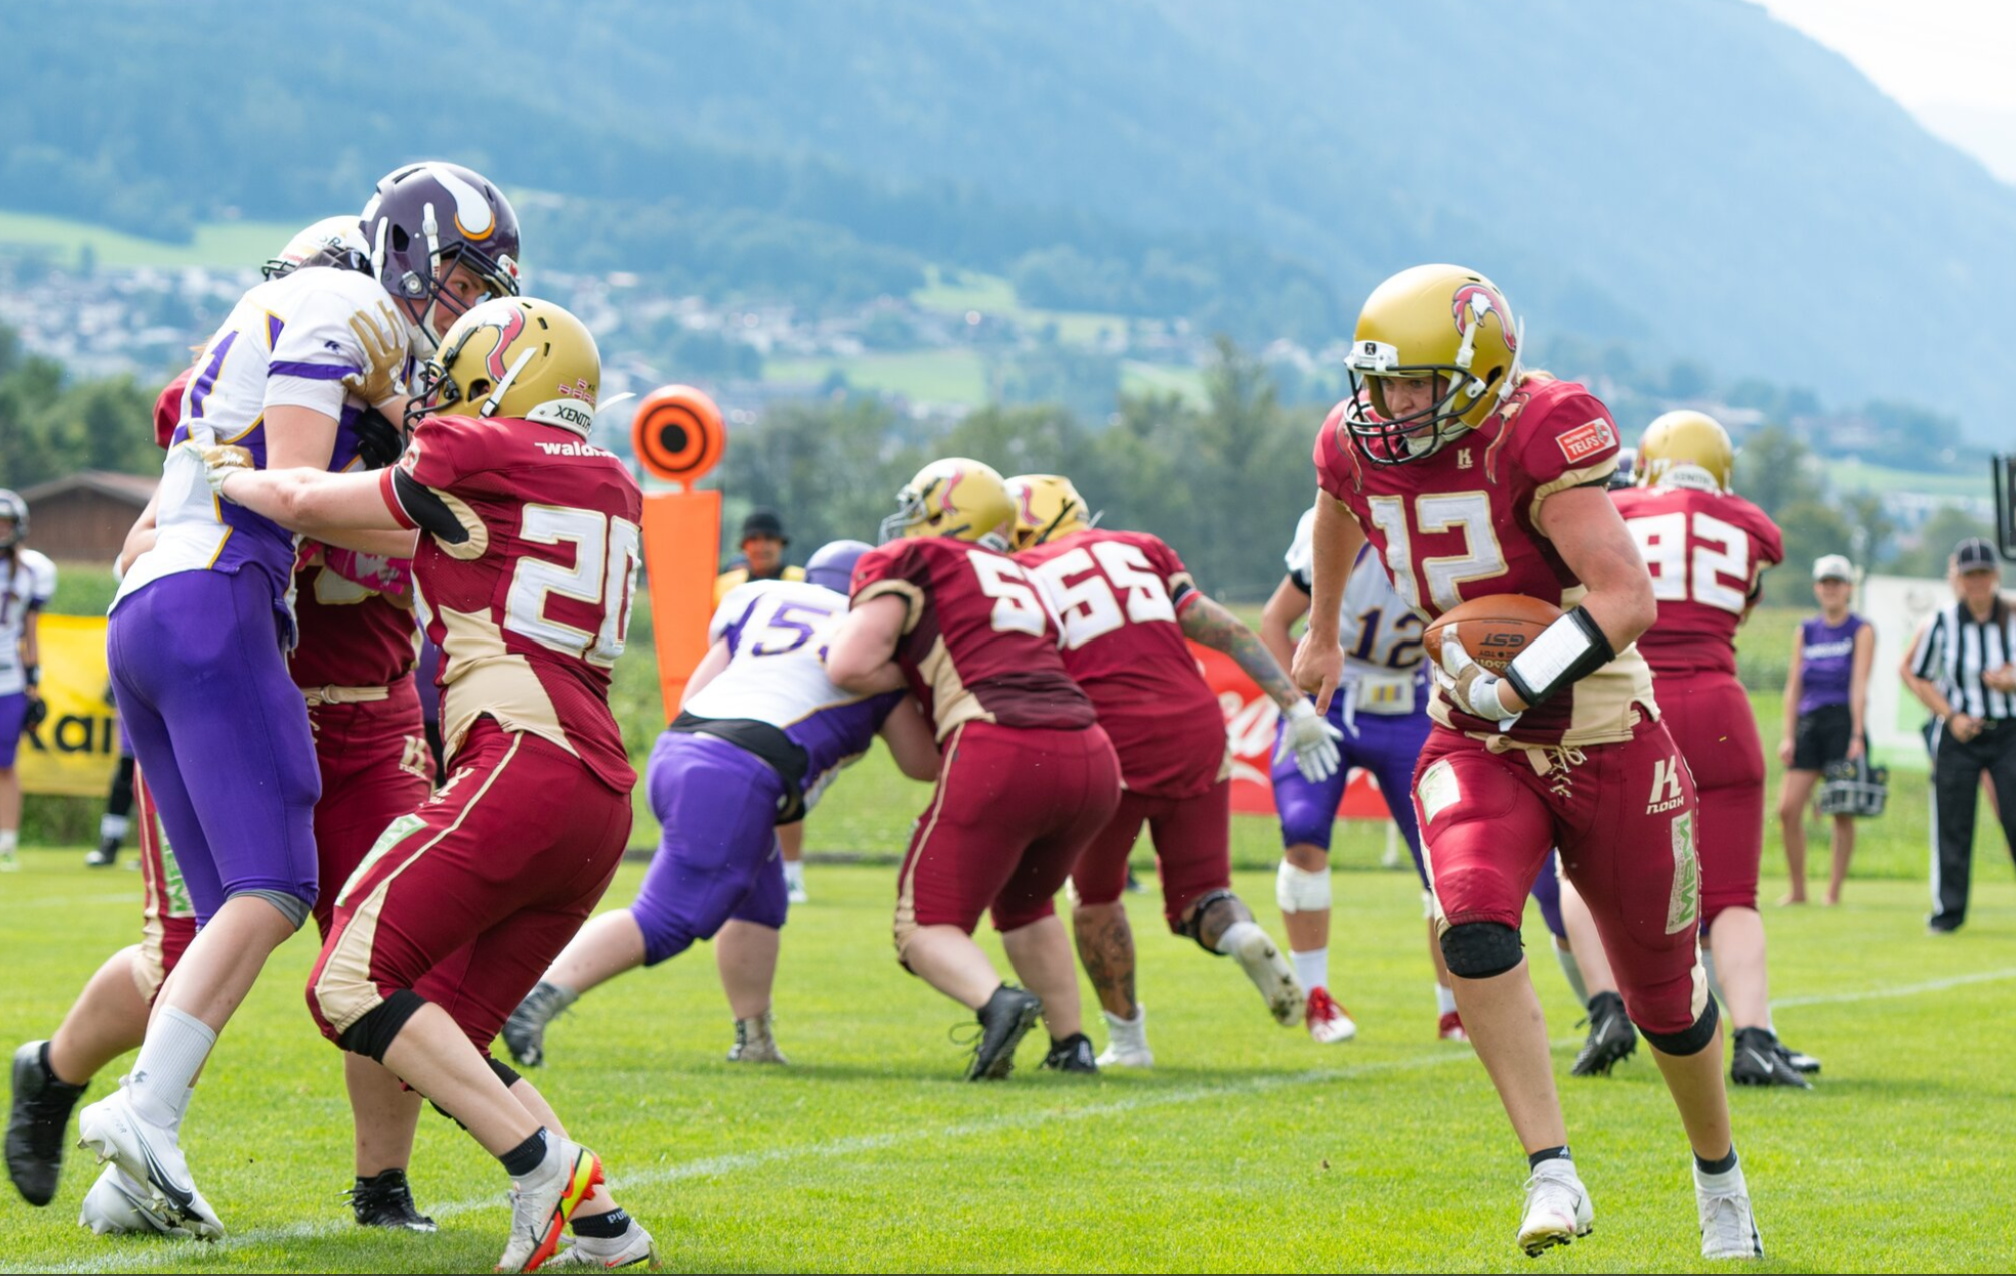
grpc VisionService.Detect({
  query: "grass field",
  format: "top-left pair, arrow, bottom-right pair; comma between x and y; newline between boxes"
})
762,348 -> 993,405
0,211 -> 298,272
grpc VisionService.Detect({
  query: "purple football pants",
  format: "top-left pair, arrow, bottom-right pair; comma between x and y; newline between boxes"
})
627,730 -> 789,967
108,570 -> 320,924
0,692 -> 25,768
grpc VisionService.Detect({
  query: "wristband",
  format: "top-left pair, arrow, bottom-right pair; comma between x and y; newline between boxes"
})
1503,606 -> 1614,709
24,664 -> 39,688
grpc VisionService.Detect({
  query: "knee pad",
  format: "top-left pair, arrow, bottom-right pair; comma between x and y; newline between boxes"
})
1179,889 -> 1240,954
336,988 -> 429,1063
1638,994 -> 1720,1058
1275,861 -> 1331,914
235,888 -> 311,931
1440,922 -> 1524,979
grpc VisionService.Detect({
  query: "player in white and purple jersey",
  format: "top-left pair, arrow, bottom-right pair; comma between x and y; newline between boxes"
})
503,541 -> 940,1070
75,162 -> 521,1238
0,491 -> 55,875
1261,509 -> 1575,1042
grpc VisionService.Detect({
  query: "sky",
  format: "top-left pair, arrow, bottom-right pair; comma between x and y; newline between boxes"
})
1759,0 -> 2016,184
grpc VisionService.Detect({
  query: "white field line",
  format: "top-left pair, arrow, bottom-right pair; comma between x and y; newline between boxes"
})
17,962 -> 2013,1273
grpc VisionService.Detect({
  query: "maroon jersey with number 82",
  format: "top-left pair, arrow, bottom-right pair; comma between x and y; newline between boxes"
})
850,538 -> 1095,739
381,414 -> 643,793
1612,484 -> 1783,679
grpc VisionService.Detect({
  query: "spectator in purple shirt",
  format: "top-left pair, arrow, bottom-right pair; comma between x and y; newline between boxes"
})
1776,554 -> 1875,905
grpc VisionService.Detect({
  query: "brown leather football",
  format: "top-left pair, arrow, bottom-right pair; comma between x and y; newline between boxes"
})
1422,594 -> 1564,675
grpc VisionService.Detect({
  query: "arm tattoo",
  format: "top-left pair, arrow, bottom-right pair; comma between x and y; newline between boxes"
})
1181,595 -> 1300,709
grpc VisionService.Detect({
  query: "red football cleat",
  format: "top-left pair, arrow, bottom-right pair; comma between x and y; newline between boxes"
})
1305,987 -> 1358,1044
1438,1010 -> 1469,1042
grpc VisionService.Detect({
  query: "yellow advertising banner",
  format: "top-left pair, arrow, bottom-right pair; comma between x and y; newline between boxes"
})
17,613 -> 118,797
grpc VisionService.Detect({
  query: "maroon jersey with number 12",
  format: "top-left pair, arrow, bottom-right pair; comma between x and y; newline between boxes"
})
380,414 -> 643,794
850,538 -> 1096,739
1612,484 -> 1783,679
1017,528 -> 1225,798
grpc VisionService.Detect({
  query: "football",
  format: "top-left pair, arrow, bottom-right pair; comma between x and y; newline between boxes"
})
1421,593 -> 1563,674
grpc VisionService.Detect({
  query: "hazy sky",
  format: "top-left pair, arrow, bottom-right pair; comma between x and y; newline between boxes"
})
1760,0 -> 2016,183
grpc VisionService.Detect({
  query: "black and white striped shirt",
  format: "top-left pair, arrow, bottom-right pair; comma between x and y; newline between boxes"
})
1911,597 -> 2016,721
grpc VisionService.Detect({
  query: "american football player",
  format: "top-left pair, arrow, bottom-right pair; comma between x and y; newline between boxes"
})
0,489 -> 54,875
1008,474 -> 1320,1067
1295,265 -> 1762,1259
1260,509 -> 1587,1043
825,459 -> 1122,1079
206,297 -> 654,1271
503,540 -> 939,1071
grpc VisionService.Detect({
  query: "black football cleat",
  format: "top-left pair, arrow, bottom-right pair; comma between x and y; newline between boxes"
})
84,838 -> 120,869
1776,1040 -> 1820,1075
1041,1033 -> 1099,1074
348,1168 -> 437,1232
7,1041 -> 87,1207
1731,1028 -> 1811,1089
1569,992 -> 1639,1078
964,986 -> 1042,1081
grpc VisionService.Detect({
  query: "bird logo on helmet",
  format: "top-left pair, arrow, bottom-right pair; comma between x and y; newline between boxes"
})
1341,264 -> 1525,466
879,459 -> 1016,549
410,298 -> 600,437
1636,410 -> 1735,493
360,161 -> 522,355
1002,474 -> 1101,552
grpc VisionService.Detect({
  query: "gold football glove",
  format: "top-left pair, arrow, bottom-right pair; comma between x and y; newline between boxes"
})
341,302 -> 411,411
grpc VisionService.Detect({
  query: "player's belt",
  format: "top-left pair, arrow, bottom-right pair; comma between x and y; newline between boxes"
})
1345,669 -> 1418,716
299,684 -> 390,707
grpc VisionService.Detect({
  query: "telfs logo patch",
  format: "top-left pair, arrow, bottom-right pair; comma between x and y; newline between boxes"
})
1556,417 -> 1618,465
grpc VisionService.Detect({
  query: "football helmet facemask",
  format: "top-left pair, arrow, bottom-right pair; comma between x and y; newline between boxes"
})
0,488 -> 24,549
408,297 -> 599,437
1637,410 -> 1734,493
262,215 -> 369,281
880,459 -> 1015,549
1341,264 -> 1523,465
1003,473 -> 1100,551
362,162 -> 522,355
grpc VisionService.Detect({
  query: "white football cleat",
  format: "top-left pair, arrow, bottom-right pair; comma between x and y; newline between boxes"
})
1223,923 -> 1304,1027
496,1137 -> 604,1273
1696,1166 -> 1764,1260
542,1220 -> 659,1269
74,1084 -> 222,1240
727,1013 -> 788,1065
1094,1007 -> 1153,1069
78,1163 -> 190,1236
1518,1159 -> 1594,1256
1304,987 -> 1357,1044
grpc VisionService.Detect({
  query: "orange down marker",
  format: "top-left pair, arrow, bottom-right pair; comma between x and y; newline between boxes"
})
632,385 -> 727,717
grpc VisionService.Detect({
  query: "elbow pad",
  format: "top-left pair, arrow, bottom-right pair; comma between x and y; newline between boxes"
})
1504,606 -> 1615,709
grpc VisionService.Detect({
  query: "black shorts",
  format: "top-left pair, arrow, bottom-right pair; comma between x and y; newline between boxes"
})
1792,703 -> 1855,772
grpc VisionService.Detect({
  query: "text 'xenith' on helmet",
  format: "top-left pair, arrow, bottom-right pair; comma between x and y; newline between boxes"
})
806,539 -> 875,593
411,297 -> 600,435
879,459 -> 1016,549
1003,474 -> 1101,551
362,161 -> 522,352
1341,264 -> 1523,465
262,215 -> 369,281
1637,410 -> 1735,493
0,489 -> 25,548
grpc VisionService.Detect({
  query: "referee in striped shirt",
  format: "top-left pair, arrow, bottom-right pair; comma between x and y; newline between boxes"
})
1904,537 -> 2016,933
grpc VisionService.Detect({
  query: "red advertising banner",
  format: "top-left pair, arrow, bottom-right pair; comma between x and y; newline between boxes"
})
1188,641 -> 1394,820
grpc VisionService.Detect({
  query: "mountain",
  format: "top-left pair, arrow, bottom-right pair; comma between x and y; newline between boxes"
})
2,0 -> 2010,435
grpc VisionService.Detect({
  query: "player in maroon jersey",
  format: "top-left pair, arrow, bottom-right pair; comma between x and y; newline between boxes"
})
825,458 -> 1122,1080
1006,474 -> 1338,1066
1295,266 -> 1762,1260
207,297 -> 655,1271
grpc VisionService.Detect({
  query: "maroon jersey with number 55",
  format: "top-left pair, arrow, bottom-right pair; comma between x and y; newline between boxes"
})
380,414 -> 643,793
850,538 -> 1096,739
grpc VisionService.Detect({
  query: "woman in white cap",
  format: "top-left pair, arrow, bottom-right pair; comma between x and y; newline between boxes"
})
1775,554 -> 1874,904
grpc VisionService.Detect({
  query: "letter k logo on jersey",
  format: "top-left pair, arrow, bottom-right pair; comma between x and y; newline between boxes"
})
1647,756 -> 1686,814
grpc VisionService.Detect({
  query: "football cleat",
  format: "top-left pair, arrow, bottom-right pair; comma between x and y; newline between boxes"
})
727,1013 -> 788,1065
85,839 -> 120,869
75,1083 -> 223,1240
1041,1034 -> 1098,1074
1518,1160 -> 1594,1256
78,1163 -> 189,1236
1095,1008 -> 1153,1069
962,985 -> 1042,1081
1696,1166 -> 1764,1259
1226,924 -> 1305,1027
1570,991 -> 1638,1077
503,982 -> 577,1070
349,1167 -> 437,1231
0,844 -> 17,871
495,1138 -> 603,1273
543,1221 -> 659,1269
1304,987 -> 1357,1044
9,1040 -> 87,1207
1730,1028 -> 1810,1090
1776,1041 -> 1820,1075
1437,1011 -> 1468,1043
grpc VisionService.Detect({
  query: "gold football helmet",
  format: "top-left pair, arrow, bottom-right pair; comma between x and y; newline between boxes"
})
1341,264 -> 1523,464
413,297 -> 601,434
1637,410 -> 1734,492
880,458 -> 1015,548
1003,473 -> 1098,551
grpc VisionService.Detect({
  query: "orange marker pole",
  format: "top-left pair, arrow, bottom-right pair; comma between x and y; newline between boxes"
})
632,385 -> 728,718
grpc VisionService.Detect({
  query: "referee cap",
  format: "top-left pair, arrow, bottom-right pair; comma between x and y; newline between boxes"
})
1953,537 -> 2000,574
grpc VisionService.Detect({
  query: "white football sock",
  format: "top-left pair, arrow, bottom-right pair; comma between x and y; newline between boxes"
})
0,830 -> 17,855
100,813 -> 131,842
1554,942 -> 1590,1008
128,1008 -> 215,1129
1436,984 -> 1458,1016
1291,947 -> 1329,994
1213,919 -> 1266,956
1102,1006 -> 1149,1053
783,860 -> 807,889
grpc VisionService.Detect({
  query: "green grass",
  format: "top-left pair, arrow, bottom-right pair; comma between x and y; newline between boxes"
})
912,266 -> 1132,345
1823,458 -> 1990,500
0,210 -> 299,271
2,855 -> 2013,1272
763,348 -> 992,404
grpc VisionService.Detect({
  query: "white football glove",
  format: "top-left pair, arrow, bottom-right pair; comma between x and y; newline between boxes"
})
1279,699 -> 1344,782
1433,630 -> 1522,730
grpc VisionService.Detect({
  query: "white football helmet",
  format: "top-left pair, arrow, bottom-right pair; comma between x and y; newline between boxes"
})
262,215 -> 369,281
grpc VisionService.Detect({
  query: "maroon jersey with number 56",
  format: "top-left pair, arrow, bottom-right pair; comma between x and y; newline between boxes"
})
380,414 -> 643,793
850,538 -> 1096,739
1612,484 -> 1783,679
1017,528 -> 1225,798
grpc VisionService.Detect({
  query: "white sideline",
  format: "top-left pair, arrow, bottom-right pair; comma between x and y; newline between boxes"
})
17,962 -> 2016,1273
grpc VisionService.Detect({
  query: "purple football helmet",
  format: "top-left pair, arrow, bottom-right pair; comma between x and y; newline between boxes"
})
805,539 -> 874,594
361,162 -> 521,352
